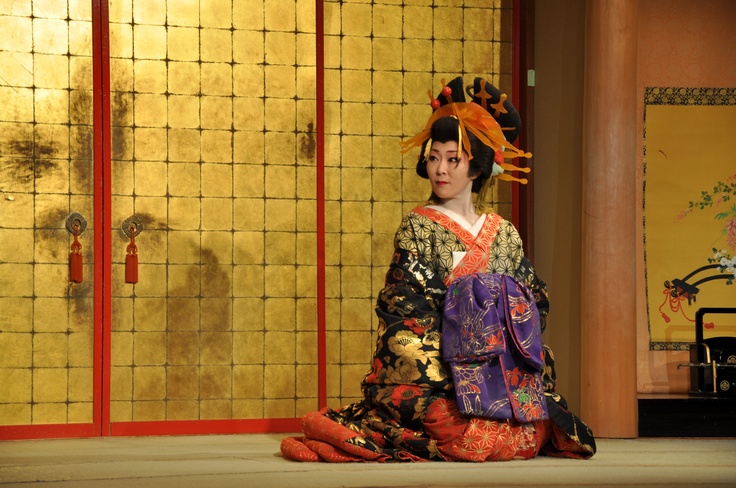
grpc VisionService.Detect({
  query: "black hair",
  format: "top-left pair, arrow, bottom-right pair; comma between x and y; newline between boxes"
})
415,116 -> 494,193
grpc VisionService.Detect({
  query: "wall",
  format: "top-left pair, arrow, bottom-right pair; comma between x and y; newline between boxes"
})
533,0 -> 586,412
0,0 -> 96,426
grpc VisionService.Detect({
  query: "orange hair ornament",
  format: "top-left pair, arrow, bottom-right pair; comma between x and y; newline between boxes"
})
401,77 -> 532,185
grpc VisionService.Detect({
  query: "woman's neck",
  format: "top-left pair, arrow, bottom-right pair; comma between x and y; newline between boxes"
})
436,197 -> 479,225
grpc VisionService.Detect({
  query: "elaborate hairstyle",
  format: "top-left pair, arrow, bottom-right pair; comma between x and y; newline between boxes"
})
401,77 -> 532,211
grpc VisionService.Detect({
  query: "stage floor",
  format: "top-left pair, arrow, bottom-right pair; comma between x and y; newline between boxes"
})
1,434 -> 735,487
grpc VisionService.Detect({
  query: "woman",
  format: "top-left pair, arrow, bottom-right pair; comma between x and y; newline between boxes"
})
280,76 -> 596,462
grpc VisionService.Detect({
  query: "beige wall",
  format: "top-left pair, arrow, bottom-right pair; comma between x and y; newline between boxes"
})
533,0 -> 586,412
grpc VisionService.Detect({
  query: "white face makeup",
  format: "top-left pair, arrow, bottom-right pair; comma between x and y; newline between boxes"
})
426,140 -> 477,206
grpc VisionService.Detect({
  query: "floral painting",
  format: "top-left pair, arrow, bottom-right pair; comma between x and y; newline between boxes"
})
643,87 -> 736,350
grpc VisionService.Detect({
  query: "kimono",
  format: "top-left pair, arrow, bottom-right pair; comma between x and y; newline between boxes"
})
280,206 -> 596,462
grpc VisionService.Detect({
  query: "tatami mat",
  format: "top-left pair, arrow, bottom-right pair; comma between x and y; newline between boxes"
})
2,434 -> 735,487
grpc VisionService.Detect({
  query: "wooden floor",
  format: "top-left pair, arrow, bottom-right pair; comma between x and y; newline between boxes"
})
1,434 -> 735,487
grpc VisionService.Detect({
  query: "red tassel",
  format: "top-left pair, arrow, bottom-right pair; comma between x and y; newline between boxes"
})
125,225 -> 138,284
69,224 -> 83,283
125,253 -> 138,284
69,251 -> 83,282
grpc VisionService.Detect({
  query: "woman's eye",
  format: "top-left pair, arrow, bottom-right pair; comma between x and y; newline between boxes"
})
449,157 -> 460,164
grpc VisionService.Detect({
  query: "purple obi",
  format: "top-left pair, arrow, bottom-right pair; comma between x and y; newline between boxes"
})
442,273 -> 548,422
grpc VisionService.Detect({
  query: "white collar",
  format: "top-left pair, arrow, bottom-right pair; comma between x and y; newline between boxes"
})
426,206 -> 486,237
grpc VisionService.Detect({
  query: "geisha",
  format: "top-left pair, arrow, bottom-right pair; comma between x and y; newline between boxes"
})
280,76 -> 596,462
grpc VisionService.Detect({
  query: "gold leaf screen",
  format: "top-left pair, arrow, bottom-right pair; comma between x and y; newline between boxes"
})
107,0 -> 320,421
0,0 -> 513,427
0,0 -> 95,425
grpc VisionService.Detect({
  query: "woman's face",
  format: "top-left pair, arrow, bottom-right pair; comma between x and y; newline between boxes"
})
426,141 -> 476,203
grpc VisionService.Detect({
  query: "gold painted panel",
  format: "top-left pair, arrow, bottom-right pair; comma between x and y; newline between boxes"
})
0,0 -> 95,426
108,0 -> 318,421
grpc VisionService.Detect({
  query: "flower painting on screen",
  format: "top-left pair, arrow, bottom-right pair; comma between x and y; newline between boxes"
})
643,87 -> 736,350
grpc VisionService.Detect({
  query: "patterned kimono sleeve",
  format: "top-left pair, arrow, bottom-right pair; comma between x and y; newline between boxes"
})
393,212 -> 426,259
514,256 -> 550,333
488,220 -> 525,274
365,225 -> 452,428
490,219 -> 549,332
381,213 -> 447,317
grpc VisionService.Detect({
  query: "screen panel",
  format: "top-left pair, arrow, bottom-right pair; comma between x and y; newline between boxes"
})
0,0 -> 96,427
107,0 -> 318,422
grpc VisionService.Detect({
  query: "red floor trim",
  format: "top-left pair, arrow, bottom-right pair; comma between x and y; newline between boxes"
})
0,423 -> 97,441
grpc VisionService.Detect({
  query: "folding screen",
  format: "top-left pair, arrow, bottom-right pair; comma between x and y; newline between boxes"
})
0,0 -> 516,438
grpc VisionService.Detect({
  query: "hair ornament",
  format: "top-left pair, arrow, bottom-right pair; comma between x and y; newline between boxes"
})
428,79 -> 452,109
423,137 -> 433,162
491,148 -> 530,184
400,97 -> 531,163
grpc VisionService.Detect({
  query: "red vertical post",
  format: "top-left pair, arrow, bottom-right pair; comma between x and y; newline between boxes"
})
580,0 -> 638,438
315,0 -> 327,410
92,0 -> 112,436
511,1 -> 521,234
